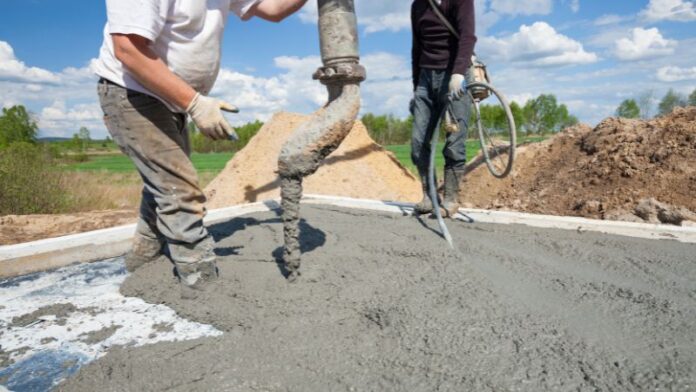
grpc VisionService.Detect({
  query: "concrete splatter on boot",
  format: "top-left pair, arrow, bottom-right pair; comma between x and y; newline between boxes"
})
124,234 -> 165,272
171,236 -> 220,300
414,175 -> 438,215
175,260 -> 219,300
443,168 -> 464,218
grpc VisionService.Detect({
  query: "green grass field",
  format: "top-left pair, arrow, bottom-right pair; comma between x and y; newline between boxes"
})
385,141 -> 480,174
385,136 -> 545,174
66,136 -> 546,174
66,152 -> 235,172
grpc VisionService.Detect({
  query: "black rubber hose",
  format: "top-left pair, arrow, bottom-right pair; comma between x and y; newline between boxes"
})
427,99 -> 455,250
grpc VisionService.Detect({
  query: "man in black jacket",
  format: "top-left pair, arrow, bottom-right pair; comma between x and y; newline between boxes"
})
411,0 -> 476,216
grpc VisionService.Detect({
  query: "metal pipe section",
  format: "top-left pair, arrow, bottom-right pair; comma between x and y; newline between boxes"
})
429,101 -> 456,250
277,0 -> 366,281
318,0 -> 359,66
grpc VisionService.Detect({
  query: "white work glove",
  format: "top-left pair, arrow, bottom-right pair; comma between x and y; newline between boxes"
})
186,93 -> 239,141
448,73 -> 466,99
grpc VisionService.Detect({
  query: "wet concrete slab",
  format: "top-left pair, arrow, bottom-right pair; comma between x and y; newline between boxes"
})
55,205 -> 696,391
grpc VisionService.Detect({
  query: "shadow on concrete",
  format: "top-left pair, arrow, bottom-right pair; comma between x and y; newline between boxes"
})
414,214 -> 443,239
244,180 -> 281,203
207,209 -> 326,279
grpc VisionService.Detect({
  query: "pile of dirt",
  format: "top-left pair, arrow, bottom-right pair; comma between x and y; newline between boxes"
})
205,112 -> 421,209
464,106 -> 696,225
0,210 -> 136,245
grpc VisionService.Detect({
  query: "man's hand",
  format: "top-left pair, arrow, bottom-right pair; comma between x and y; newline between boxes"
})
186,93 -> 240,141
448,73 -> 466,98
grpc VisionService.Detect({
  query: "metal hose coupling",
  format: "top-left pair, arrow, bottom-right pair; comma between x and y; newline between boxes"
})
277,0 -> 366,281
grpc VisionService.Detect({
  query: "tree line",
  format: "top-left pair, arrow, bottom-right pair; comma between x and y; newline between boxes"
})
0,106 -> 65,214
615,88 -> 696,119
361,93 -> 579,145
0,104 -> 265,214
486,94 -> 578,136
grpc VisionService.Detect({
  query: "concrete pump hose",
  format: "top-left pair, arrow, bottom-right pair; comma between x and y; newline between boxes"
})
428,99 -> 456,250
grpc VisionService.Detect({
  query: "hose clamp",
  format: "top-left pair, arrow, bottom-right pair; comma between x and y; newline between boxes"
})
313,63 -> 366,85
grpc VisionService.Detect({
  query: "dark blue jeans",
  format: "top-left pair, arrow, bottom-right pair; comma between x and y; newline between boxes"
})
411,68 -> 471,178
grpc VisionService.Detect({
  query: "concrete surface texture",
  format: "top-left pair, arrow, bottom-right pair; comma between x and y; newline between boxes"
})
59,205 -> 696,391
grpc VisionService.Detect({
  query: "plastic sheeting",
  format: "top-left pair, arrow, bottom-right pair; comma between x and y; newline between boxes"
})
0,258 -> 221,391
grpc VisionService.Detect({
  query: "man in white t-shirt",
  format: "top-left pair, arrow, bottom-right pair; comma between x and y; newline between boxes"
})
95,0 -> 307,298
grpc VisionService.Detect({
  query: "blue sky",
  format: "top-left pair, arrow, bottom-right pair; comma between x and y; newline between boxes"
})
0,0 -> 694,138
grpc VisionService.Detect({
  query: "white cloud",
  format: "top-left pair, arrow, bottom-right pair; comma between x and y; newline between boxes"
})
38,101 -> 103,137
0,41 -> 60,84
656,65 -> 696,82
594,14 -> 631,26
490,0 -> 552,16
2,36 -> 412,138
0,41 -> 101,136
480,22 -> 598,67
614,28 -> 677,61
299,0 -> 410,34
298,0 -> 527,35
361,52 -> 410,79
641,0 -> 696,22
212,52 -> 413,124
570,0 -> 580,13
507,92 -> 534,105
360,52 -> 412,115
211,55 -> 326,125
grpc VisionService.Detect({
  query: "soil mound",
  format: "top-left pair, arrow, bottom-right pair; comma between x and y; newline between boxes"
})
0,210 -> 136,245
464,106 -> 696,224
205,112 -> 420,209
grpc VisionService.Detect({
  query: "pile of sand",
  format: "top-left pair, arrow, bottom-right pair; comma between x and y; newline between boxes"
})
463,106 -> 696,225
205,112 -> 421,209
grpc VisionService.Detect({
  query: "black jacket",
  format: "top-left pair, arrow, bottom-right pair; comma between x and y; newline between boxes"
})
411,0 -> 477,90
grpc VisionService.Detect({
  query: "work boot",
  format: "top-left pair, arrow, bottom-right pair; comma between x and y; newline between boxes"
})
414,175 -> 439,215
124,234 -> 165,272
443,168 -> 464,217
171,236 -> 220,300
176,260 -> 219,300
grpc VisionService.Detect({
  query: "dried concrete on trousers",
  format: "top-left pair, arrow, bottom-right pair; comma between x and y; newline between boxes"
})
61,205 -> 696,391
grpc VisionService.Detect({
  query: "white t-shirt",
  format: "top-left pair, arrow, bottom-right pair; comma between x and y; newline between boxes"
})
95,0 -> 260,112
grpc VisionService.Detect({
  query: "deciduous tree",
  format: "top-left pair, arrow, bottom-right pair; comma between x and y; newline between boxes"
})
0,105 -> 38,148
658,89 -> 687,115
616,99 -> 640,118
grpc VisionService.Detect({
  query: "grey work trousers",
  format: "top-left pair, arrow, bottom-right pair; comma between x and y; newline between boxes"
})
411,68 -> 471,178
98,80 -> 213,264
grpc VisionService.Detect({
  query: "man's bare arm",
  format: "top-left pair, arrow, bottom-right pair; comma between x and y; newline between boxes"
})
112,34 -> 196,110
245,0 -> 308,22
